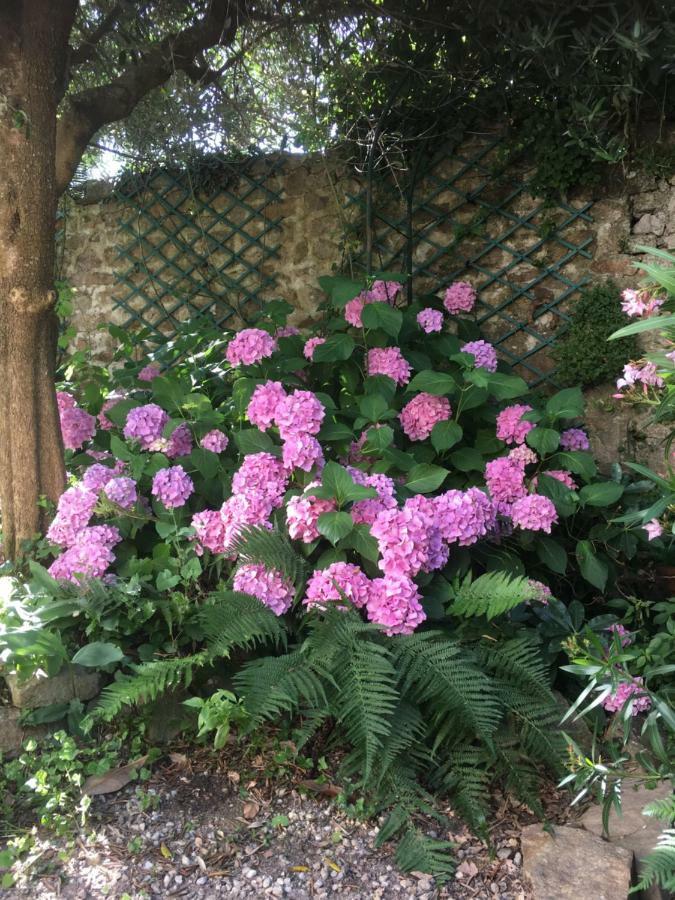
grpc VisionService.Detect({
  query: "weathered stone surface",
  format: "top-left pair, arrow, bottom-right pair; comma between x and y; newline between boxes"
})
633,213 -> 666,236
5,665 -> 100,709
521,823 -> 633,900
0,706 -> 25,754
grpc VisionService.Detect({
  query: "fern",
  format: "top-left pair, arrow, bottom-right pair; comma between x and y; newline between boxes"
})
395,828 -> 455,882
200,590 -> 288,657
632,829 -> 675,892
434,746 -> 491,835
450,571 -> 537,620
234,650 -> 329,724
643,794 -> 675,822
230,525 -> 307,585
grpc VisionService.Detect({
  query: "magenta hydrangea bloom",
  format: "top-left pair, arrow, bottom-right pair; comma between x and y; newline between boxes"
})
191,509 -> 228,555
200,429 -> 229,453
461,340 -> 498,373
103,476 -> 137,509
560,428 -> 590,451
303,336 -> 326,360
510,494 -> 558,533
282,433 -> 324,473
56,391 -> 76,412
276,390 -> 325,439
535,469 -> 577,491
286,487 -> 337,542
366,347 -> 411,385
304,562 -> 371,610
366,574 -> 426,636
620,289 -> 664,318
165,422 -> 193,459
226,328 -> 277,367
399,392 -> 451,441
233,563 -> 294,615
344,293 -> 370,328
247,381 -> 287,431
485,456 -> 528,507
48,525 -> 121,583
349,469 -> 397,526
82,463 -> 117,493
123,403 -> 169,450
496,404 -> 534,445
443,281 -> 476,315
371,497 -> 446,578
644,518 -> 663,541
151,465 -> 194,509
602,678 -> 651,715
59,402 -> 96,451
231,452 -> 288,511
433,487 -> 495,546
138,363 -> 161,382
607,623 -> 632,647
416,308 -> 444,333
219,493 -> 273,553
47,485 -> 98,548
369,280 -> 402,303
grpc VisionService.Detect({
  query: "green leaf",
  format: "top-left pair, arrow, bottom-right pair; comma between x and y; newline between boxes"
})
339,523 -> 380,562
156,569 -> 181,591
550,451 -> 597,481
189,447 -> 220,480
318,276 -> 363,308
103,398 -> 139,428
526,427 -> 560,456
449,447 -> 484,472
608,313 -> 675,340
180,557 -> 202,581
363,425 -> 394,453
71,642 -> 124,668
536,474 -> 577,517
318,420 -> 354,441
545,387 -> 584,420
485,372 -> 528,400
575,541 -> 608,591
406,370 -> 456,396
28,560 -> 61,595
405,463 -> 449,493
317,511 -> 354,545
459,385 -> 488,410
264,298 -> 295,324
110,434 -> 133,461
431,420 -> 463,452
361,302 -> 403,337
579,482 -> 624,507
234,428 -> 274,455
359,393 -> 389,422
319,461 -> 377,505
312,334 -> 355,362
535,536 -> 568,574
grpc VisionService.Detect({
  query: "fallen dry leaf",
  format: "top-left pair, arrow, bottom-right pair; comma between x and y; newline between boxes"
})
168,752 -> 188,769
242,799 -> 260,820
298,779 -> 340,798
82,756 -> 148,796
455,859 -> 479,879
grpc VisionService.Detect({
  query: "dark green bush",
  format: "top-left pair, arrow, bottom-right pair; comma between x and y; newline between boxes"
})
555,281 -> 638,388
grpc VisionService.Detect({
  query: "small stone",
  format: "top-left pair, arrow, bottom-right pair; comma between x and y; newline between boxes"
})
0,706 -> 24,754
496,848 -> 511,859
5,666 -> 100,709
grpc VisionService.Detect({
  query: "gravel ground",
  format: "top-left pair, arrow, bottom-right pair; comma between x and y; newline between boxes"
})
4,750 -> 543,899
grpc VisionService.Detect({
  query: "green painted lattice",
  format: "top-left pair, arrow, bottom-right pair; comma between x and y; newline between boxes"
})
346,138 -> 594,387
113,155 -> 283,342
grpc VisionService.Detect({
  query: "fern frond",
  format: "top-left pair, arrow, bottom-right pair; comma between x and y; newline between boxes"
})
434,746 -> 491,835
632,829 -> 675,892
91,653 -> 208,722
642,794 -> 675,823
498,686 -> 565,766
231,525 -> 307,585
234,650 -> 329,724
376,701 -> 426,787
494,739 -> 545,817
477,635 -> 554,700
450,571 -> 537,620
200,590 -> 287,657
395,828 -> 455,882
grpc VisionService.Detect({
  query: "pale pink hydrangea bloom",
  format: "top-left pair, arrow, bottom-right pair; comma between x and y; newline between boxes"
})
47,485 -> 98,547
191,509 -> 229,555
528,580 -> 553,605
200,429 -> 229,453
138,363 -> 161,382
219,494 -> 273,552
485,456 -> 528,507
226,328 -> 277,366
560,428 -> 590,451
344,282 -> 401,328
165,422 -> 193,459
59,401 -> 96,450
509,494 -> 558,533
276,390 -> 325,439
282,433 -> 324,473
417,308 -> 444,333
369,280 -> 402,303
496,404 -> 534,445
602,678 -> 651,715
286,487 -> 337,543
644,518 -> 663,541
433,487 -> 495,546
56,391 -> 76,413
399,392 -> 451,441
103,476 -> 137,509
151,465 -> 194,508
366,574 -> 426,636
233,563 -> 294,615
304,337 -> 326,360
276,325 -> 301,338
82,463 -> 118,493
48,525 -> 121,583
533,469 -> 577,491
620,289 -> 664,318
508,445 -> 538,466
247,381 -> 287,431
303,562 -> 371,610
344,293 -> 371,328
443,281 -> 476,315
667,349 -> 675,363
348,469 -> 397,525
231,452 -> 287,511
366,347 -> 411,385
460,340 -> 498,373
371,497 -> 447,578
123,403 -> 169,450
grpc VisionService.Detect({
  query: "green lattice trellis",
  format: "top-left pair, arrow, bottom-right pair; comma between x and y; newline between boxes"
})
346,138 -> 594,387
112,154 -> 284,342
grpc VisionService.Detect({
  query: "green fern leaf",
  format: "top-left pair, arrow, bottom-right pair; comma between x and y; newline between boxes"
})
395,828 -> 455,881
200,590 -> 287,657
632,829 -> 675,892
230,525 -> 307,585
450,571 -> 537,620
234,650 -> 329,724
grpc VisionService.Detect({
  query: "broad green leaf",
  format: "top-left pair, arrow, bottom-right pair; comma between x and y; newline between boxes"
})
156,569 -> 181,591
485,372 -> 528,400
71,642 -> 124,668
339,524 -> 380,563
405,463 -> 449,493
550,450 -> 597,481
110,434 -> 133,461
317,511 -> 354,545
189,447 -> 220,480
431,420 -> 463,452
359,393 -> 389,422
320,462 -> 377,505
576,541 -> 608,591
317,276 -> 363,308
361,302 -> 403,338
234,428 -> 274,455
537,474 -> 577,517
363,425 -> 394,453
608,313 -> 675,340
312,334 -> 355,362
535,536 -> 568,574
545,387 -> 584,420
101,398 -> 138,428
526,427 -> 560,456
406,370 -> 456,396
318,420 -> 354,442
449,447 -> 484,472
579,482 -> 624,507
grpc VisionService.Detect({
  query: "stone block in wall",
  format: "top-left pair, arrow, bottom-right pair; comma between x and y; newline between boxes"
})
6,666 -> 100,709
633,213 -> 666,236
632,191 -> 661,215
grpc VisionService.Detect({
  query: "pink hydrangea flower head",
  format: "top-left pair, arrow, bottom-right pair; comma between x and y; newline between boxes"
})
247,381 -> 287,431
48,525 -> 121,583
399,392 -> 451,441
560,428 -> 590,451
191,509 -> 228,555
103,476 -> 137,509
344,293 -> 368,328
282,433 -> 324,473
510,494 -> 558,533
233,563 -> 294,615
304,337 -> 326,360
200,429 -> 229,453
46,485 -> 98,548
443,281 -> 476,315
231,452 -> 288,511
620,289 -> 664,318
528,580 -> 553,605
59,403 -> 96,450
366,347 -> 411,386
433,487 -> 495,546
286,487 -> 337,542
226,328 -> 277,367
603,678 -> 651,715
367,574 -> 426,636
276,325 -> 301,338
123,403 -> 169,450
166,422 -> 193,459
349,470 -> 397,525
508,445 -> 538,466
536,469 -> 577,491
496,404 -> 534,445
369,280 -> 402,303
138,363 -> 161,382
485,456 -> 528,506
219,494 -> 272,553
56,391 -> 76,413
304,562 -> 372,610
151,465 -> 194,509
644,518 -> 663,541
371,497 -> 446,578
276,390 -> 325,439
416,308 -> 444,333
461,340 -> 498,373
82,463 -> 117,493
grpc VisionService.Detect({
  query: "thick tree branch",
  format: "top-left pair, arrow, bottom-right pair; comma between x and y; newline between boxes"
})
69,1 -> 124,68
55,0 -> 244,193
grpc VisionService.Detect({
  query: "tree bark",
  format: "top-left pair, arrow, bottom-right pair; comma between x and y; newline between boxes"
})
0,0 -> 76,558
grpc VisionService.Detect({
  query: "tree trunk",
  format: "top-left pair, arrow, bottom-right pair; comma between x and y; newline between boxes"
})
0,1 -> 76,558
